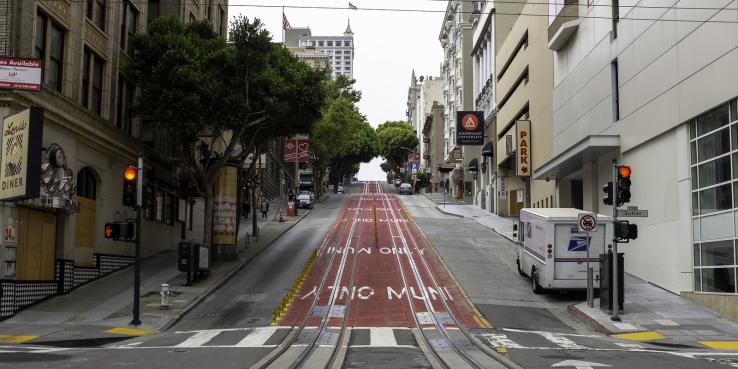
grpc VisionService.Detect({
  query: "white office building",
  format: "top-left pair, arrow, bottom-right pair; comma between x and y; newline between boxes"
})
285,22 -> 355,80
539,0 -> 738,319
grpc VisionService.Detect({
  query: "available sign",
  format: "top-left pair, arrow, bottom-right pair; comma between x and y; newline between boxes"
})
0,108 -> 43,201
516,120 -> 531,176
456,111 -> 484,145
0,58 -> 42,91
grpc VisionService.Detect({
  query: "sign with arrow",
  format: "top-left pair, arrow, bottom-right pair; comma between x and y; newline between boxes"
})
552,359 -> 611,369
516,120 -> 531,177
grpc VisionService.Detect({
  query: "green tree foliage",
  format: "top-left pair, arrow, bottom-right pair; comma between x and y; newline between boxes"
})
311,77 -> 378,192
376,121 -> 419,173
128,16 -> 328,249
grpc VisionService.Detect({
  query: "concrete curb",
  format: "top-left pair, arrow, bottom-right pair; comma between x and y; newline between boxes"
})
435,205 -> 519,244
160,210 -> 312,332
567,303 -> 616,335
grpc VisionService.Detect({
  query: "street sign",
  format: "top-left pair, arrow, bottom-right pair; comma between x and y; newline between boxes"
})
411,163 -> 417,174
578,213 -> 597,232
616,208 -> 649,217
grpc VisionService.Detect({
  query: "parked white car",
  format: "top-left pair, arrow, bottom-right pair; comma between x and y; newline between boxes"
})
297,192 -> 313,209
399,183 -> 413,195
337,185 -> 344,193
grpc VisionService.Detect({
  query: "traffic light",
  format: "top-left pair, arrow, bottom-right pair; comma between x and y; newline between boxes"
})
603,182 -> 614,205
617,165 -> 632,206
123,166 -> 137,208
104,222 -> 135,240
614,220 -> 638,241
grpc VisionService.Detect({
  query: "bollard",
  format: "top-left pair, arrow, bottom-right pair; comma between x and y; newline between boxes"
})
160,283 -> 170,310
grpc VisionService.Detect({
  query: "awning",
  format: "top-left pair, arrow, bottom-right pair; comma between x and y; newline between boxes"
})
467,158 -> 479,172
533,135 -> 620,180
481,142 -> 493,157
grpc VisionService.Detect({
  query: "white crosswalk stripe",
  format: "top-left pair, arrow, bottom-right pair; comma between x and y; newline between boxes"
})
369,327 -> 398,347
236,327 -> 278,347
175,330 -> 223,348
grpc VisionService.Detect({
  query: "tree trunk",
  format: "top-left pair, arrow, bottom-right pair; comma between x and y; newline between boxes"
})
251,186 -> 258,237
203,186 -> 214,257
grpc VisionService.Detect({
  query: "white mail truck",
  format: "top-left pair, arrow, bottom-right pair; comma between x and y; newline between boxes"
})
516,208 -> 613,293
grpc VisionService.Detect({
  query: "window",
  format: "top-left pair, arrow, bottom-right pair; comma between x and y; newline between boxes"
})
87,0 -> 106,31
82,48 -> 104,115
121,1 -> 138,55
36,12 -> 65,92
77,168 -> 97,200
612,0 -> 619,39
219,6 -> 226,35
344,41 -> 351,46
691,98 -> 738,293
611,60 -> 620,122
327,41 -> 333,46
156,189 -> 164,221
165,193 -> 175,225
116,76 -> 135,134
310,41 -> 316,47
147,0 -> 159,26
318,41 -> 324,46
144,185 -> 155,220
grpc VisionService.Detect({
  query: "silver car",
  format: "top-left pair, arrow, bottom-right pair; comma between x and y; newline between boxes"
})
399,183 -> 413,195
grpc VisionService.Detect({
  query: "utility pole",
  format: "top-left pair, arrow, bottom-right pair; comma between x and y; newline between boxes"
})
131,154 -> 143,326
611,158 -> 621,321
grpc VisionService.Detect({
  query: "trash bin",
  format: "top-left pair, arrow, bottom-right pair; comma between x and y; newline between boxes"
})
599,252 -> 624,313
287,201 -> 296,217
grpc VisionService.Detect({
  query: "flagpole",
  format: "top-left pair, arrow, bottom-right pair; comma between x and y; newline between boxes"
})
282,6 -> 285,45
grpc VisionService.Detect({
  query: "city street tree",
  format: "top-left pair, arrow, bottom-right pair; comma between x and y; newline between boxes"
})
129,16 -> 328,254
376,121 -> 419,174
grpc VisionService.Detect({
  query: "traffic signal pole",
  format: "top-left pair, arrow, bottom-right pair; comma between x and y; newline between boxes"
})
611,158 -> 621,321
131,154 -> 143,326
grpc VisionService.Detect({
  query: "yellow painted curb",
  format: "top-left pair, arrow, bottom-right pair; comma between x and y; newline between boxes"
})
699,341 -> 738,350
0,335 -> 37,344
614,331 -> 666,341
105,328 -> 157,336
473,315 -> 493,329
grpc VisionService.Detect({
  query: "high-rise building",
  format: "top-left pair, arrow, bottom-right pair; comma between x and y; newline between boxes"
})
285,21 -> 355,80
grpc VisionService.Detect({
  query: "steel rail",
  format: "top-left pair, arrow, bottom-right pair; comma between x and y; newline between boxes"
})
395,194 -> 514,368
253,182 -> 368,369
376,189 -> 464,369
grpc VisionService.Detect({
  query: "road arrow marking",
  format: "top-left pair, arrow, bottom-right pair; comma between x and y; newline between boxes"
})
552,359 -> 611,368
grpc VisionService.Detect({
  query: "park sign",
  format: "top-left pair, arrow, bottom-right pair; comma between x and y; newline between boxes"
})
516,120 -> 531,176
456,111 -> 484,145
0,108 -> 43,201
0,58 -> 42,91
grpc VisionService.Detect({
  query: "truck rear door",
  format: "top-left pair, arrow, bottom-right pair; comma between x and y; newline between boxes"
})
553,224 -> 606,280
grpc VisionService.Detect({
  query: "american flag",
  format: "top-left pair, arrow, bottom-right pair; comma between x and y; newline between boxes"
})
348,2 -> 357,10
282,13 -> 292,30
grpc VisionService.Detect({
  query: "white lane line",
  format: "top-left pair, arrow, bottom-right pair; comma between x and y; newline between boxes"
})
175,330 -> 222,347
235,327 -> 278,347
370,327 -> 398,347
482,333 -> 524,349
352,344 -> 417,348
536,331 -> 587,350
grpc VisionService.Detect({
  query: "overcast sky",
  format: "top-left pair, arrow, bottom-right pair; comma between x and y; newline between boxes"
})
229,0 -> 447,180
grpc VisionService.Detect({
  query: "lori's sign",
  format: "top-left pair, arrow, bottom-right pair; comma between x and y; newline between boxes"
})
0,58 -> 42,91
0,108 -> 43,201
516,120 -> 531,176
456,111 -> 484,145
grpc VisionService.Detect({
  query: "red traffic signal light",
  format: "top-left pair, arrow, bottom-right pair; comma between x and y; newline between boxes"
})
105,223 -> 116,238
124,166 -> 137,181
617,165 -> 632,206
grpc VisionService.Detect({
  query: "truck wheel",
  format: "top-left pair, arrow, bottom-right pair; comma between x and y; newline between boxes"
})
531,268 -> 544,294
517,259 -> 526,277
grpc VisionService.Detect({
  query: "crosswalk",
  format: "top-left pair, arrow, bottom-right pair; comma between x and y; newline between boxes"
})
110,327 -> 420,350
480,328 -> 636,352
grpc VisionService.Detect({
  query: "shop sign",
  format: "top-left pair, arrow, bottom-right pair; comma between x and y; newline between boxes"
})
499,177 -> 507,200
456,111 -> 484,145
0,108 -> 43,201
0,58 -> 42,91
516,120 -> 531,177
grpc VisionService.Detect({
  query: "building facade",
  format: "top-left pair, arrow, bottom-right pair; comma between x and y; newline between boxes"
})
0,0 -> 224,319
423,102 -> 446,192
407,71 -> 443,173
439,0 -> 475,202
493,0 -> 556,217
470,1 -> 496,211
286,22 -> 355,80
537,0 -> 738,317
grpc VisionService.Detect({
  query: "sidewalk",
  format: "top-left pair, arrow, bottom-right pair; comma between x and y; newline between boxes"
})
0,210 -> 311,345
570,274 -> 738,349
424,193 -> 517,242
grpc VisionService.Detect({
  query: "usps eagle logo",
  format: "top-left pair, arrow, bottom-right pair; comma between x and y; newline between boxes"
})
567,235 -> 591,252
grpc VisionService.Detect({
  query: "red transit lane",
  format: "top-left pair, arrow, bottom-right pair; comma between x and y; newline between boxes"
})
279,182 -> 487,329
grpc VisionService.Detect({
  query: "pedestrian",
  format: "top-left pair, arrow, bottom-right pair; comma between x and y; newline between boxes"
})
260,199 -> 269,220
243,201 -> 250,219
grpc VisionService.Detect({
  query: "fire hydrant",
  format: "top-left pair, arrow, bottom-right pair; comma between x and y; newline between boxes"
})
160,283 -> 170,310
